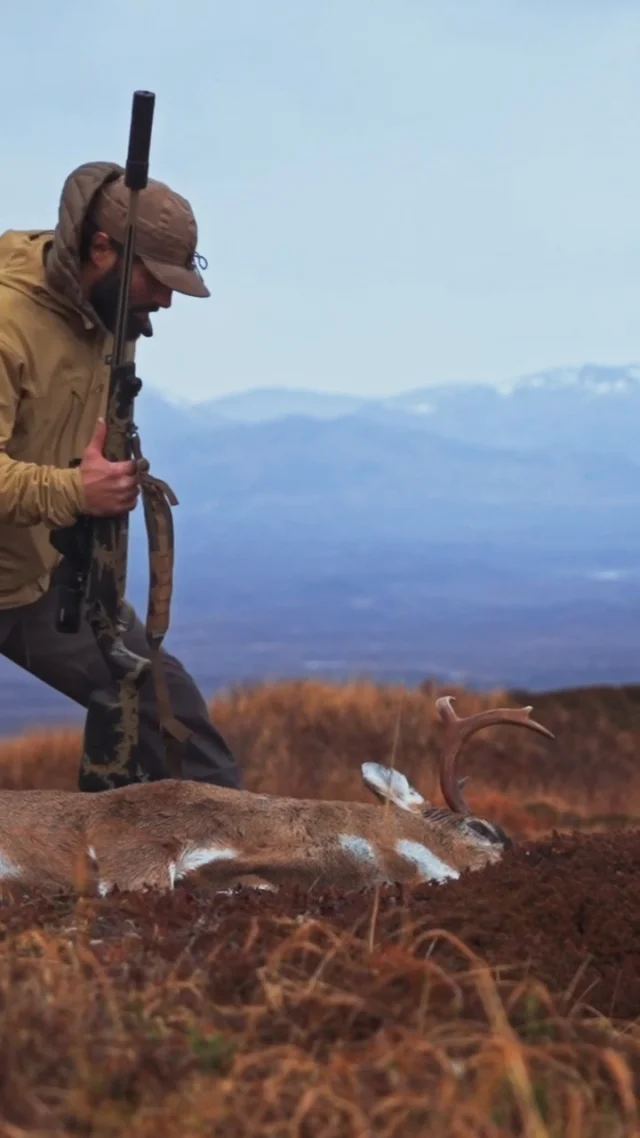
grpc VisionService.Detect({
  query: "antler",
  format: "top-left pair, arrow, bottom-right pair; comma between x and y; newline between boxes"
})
435,694 -> 555,815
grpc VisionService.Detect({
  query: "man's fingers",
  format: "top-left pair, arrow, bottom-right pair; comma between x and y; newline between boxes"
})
86,417 -> 107,454
120,490 -> 140,508
114,474 -> 138,492
115,487 -> 139,504
110,459 -> 138,476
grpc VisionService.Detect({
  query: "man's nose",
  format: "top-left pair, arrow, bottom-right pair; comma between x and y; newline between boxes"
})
155,284 -> 173,308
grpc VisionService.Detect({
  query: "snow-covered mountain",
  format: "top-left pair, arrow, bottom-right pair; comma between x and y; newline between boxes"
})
493,363 -> 640,396
180,363 -> 640,461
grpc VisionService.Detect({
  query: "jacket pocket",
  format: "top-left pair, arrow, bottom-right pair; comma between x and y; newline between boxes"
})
52,385 -> 84,469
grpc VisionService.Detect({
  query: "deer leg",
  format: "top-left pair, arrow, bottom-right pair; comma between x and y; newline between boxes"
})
90,841 -> 177,896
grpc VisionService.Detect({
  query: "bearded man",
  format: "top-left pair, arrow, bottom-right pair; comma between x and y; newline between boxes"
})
0,161 -> 241,792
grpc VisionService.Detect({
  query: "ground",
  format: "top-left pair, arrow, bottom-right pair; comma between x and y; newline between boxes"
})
0,678 -> 638,1135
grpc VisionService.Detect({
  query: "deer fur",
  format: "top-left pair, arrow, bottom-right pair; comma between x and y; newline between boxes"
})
0,696 -> 554,898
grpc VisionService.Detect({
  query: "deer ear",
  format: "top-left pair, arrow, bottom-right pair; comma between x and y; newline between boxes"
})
361,762 -> 425,813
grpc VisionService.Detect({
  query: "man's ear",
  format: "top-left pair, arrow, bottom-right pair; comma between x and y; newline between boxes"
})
92,230 -> 117,266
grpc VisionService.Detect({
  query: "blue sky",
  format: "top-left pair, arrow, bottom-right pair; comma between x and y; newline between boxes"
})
2,0 -> 640,401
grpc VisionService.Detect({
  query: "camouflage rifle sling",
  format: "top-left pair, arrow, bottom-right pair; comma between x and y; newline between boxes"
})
133,428 -> 192,778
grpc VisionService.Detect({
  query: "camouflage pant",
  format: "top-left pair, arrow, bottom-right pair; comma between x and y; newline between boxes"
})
0,569 -> 241,791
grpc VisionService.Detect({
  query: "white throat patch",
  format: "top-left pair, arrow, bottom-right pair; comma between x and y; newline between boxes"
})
395,839 -> 459,883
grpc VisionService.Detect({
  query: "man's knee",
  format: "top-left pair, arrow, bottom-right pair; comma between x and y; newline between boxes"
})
119,608 -> 241,788
141,646 -> 208,718
120,607 -> 208,718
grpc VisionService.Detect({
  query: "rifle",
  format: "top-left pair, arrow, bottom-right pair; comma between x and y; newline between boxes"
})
51,90 -> 190,790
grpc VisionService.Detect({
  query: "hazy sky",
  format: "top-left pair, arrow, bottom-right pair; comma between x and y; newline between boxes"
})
2,0 -> 640,401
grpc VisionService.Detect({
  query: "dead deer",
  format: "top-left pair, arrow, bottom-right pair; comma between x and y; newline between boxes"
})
0,695 -> 553,898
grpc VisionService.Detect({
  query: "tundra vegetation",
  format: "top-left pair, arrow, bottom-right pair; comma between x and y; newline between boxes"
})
0,677 -> 638,1136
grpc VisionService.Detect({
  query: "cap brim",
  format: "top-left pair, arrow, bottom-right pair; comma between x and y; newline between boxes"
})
140,255 -> 210,298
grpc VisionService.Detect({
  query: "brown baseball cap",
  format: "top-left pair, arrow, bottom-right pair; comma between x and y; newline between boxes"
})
92,174 -> 210,298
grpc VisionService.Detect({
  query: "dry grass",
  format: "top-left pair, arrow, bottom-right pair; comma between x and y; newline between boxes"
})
0,676 -> 638,1135
5,677 -> 640,834
0,864 -> 638,1137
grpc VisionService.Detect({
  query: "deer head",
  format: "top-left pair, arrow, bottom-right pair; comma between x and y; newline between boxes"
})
360,695 -> 555,873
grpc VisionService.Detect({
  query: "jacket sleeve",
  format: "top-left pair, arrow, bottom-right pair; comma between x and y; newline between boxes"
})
0,338 -> 88,528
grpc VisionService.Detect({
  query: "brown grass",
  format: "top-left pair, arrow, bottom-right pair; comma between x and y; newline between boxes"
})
0,676 -> 639,1135
6,677 -> 640,833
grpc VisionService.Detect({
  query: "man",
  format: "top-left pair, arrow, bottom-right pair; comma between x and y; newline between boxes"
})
0,160 -> 241,791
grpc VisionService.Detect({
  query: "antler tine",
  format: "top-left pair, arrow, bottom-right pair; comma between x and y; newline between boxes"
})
434,694 -> 555,815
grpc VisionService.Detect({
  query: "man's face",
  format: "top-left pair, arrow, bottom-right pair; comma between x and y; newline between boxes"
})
88,245 -> 173,340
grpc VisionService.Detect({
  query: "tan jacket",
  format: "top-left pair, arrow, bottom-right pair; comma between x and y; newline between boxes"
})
0,161 -> 127,608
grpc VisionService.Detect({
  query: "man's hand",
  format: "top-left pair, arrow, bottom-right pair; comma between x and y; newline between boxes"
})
79,418 -> 140,516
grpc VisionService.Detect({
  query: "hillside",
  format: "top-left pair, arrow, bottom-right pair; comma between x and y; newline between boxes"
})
3,362 -> 640,729
5,677 -> 640,831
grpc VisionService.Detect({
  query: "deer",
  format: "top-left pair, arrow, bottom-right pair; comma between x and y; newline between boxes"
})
0,695 -> 554,899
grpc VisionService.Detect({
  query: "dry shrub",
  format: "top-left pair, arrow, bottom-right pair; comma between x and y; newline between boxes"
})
0,727 -> 81,790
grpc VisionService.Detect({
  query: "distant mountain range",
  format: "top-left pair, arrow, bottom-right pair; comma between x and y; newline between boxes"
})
133,362 -> 640,547
164,361 -> 640,462
2,361 -> 640,733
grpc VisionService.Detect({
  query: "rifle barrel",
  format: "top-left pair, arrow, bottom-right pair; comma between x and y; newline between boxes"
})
112,90 -> 156,370
125,91 -> 155,191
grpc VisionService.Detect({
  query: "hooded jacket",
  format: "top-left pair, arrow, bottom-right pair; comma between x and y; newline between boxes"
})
0,160 -> 127,608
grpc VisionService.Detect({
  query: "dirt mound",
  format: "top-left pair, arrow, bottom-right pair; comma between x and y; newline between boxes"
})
414,826 -> 640,1019
186,825 -> 640,1022
103,826 -> 639,1021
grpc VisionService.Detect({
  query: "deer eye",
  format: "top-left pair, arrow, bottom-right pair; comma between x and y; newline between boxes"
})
466,819 -> 502,844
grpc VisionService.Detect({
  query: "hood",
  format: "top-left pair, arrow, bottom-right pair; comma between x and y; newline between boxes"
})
45,159 -> 125,326
0,161 -> 126,334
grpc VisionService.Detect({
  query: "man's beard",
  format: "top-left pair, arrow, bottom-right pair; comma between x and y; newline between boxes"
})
89,262 -> 158,340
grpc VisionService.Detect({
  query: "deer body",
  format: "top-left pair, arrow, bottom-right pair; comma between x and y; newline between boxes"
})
0,780 -> 496,896
0,697 -> 554,899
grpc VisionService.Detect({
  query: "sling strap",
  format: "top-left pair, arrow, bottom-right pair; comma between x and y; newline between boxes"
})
132,433 -> 193,778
